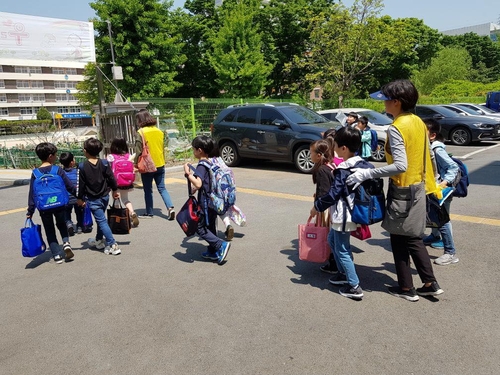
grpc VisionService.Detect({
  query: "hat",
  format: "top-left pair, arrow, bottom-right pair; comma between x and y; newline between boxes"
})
347,111 -> 359,118
370,91 -> 392,101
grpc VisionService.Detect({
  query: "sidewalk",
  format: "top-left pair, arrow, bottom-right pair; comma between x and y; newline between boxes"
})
0,165 -> 185,187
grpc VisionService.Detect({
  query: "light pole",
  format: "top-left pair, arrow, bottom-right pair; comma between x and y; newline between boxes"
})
105,20 -> 123,103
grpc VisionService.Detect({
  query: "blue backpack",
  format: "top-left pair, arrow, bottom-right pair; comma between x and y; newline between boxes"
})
345,176 -> 385,226
451,157 -> 469,198
199,157 -> 236,215
369,129 -> 378,152
32,165 -> 69,211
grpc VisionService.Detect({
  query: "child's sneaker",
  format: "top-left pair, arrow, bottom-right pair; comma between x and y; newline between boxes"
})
53,254 -> 64,264
67,225 -> 75,237
201,251 -> 218,261
434,253 -> 459,266
88,238 -> 105,250
62,242 -> 74,260
83,226 -> 93,233
416,281 -> 444,296
339,285 -> 364,300
225,225 -> 234,241
217,241 -> 230,264
328,273 -> 348,285
167,208 -> 175,221
131,212 -> 140,227
77,226 -> 83,234
320,262 -> 338,274
104,243 -> 121,255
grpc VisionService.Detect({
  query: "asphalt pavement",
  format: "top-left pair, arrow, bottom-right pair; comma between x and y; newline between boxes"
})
0,143 -> 499,375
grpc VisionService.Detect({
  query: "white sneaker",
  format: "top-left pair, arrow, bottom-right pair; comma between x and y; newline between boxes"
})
104,243 -> 122,255
88,238 -> 105,250
434,253 -> 459,265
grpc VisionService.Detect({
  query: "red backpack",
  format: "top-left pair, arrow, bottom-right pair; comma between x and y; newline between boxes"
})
111,153 -> 135,187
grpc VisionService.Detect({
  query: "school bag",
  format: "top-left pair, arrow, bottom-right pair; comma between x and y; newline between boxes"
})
32,165 -> 69,211
346,176 -> 385,225
369,129 -> 378,152
199,157 -> 236,215
111,153 -> 135,188
63,167 -> 78,204
450,157 -> 469,198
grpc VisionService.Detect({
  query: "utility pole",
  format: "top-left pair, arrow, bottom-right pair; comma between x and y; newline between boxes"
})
106,20 -> 124,103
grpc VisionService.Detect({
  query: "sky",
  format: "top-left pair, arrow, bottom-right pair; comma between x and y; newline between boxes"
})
0,0 -> 498,32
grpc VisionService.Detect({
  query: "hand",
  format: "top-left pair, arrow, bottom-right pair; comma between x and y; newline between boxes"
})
26,214 -> 32,219
183,162 -> 191,175
113,191 -> 120,199
77,199 -> 85,207
346,168 -> 373,189
310,207 -> 318,217
439,181 -> 448,188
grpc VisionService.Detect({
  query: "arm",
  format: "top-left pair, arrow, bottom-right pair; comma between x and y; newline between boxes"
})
134,131 -> 143,165
361,130 -> 371,144
313,170 -> 348,213
26,174 -> 36,217
315,167 -> 333,198
183,163 -> 203,192
434,147 -> 459,186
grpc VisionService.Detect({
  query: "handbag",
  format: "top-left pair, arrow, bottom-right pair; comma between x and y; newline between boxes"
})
107,199 -> 131,235
137,129 -> 157,174
298,214 -> 330,263
21,218 -> 46,257
426,194 -> 450,228
176,175 -> 202,237
83,202 -> 93,228
351,224 -> 371,240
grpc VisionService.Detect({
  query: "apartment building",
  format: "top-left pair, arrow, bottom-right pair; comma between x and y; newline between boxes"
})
0,12 -> 95,127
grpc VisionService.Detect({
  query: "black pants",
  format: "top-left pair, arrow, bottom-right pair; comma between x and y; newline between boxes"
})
196,207 -> 222,253
390,234 -> 436,289
39,208 -> 69,257
65,203 -> 83,228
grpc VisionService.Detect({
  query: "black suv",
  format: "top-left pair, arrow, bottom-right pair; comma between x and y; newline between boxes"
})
211,103 -> 340,173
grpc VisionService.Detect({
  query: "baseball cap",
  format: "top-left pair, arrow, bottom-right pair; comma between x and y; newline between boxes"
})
370,91 -> 392,101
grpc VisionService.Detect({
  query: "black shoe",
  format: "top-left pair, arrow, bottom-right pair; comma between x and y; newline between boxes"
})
388,286 -> 419,302
416,281 -> 444,296
139,214 -> 154,219
67,225 -> 75,237
339,285 -> 364,300
167,209 -> 175,221
225,225 -> 234,241
328,273 -> 348,285
320,263 -> 338,274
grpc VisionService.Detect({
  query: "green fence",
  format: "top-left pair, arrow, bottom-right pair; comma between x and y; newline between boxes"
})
0,146 -> 87,169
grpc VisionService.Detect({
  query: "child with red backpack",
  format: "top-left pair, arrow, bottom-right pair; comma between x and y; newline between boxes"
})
107,138 -> 139,227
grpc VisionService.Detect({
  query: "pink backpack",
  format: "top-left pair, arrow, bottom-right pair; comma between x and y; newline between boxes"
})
111,153 -> 135,187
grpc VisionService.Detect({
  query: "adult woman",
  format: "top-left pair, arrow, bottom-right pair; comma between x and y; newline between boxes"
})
346,80 -> 443,302
134,110 -> 175,220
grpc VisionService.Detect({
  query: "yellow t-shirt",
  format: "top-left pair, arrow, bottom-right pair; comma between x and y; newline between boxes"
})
139,127 -> 165,168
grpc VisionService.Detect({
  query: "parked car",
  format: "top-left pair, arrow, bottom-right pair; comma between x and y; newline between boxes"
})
316,108 -> 390,162
415,105 -> 500,146
211,103 -> 341,173
439,104 -> 500,121
452,103 -> 500,119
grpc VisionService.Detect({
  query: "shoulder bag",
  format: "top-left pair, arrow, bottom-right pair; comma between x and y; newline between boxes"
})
137,129 -> 157,174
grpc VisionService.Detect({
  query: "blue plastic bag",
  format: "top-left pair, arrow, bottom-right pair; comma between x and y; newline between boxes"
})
21,218 -> 46,257
83,202 -> 93,228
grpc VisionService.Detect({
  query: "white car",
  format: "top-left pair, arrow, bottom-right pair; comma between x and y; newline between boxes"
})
316,108 -> 390,162
452,103 -> 500,120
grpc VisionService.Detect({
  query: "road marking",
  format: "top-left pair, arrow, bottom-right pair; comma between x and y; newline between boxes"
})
2,178 -> 499,227
460,143 -> 500,159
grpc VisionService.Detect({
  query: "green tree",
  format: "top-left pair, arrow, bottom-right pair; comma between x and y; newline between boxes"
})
75,63 -> 115,111
36,107 -> 52,121
90,0 -> 186,98
207,0 -> 273,97
413,47 -> 472,95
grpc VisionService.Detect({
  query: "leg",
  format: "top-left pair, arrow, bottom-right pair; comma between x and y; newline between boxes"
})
333,230 -> 359,287
141,172 -> 154,215
196,209 -> 223,253
328,228 -> 344,274
153,166 -> 174,210
88,196 -> 116,246
39,211 -> 61,257
74,204 -> 84,229
390,234 -> 414,289
54,209 -> 74,260
407,236 -> 437,284
120,189 -> 134,213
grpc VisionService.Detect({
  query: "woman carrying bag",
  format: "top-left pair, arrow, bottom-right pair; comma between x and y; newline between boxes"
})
134,109 -> 175,220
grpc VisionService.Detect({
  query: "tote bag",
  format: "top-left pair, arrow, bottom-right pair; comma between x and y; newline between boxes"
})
298,214 -> 330,263
351,224 -> 372,240
176,176 -> 202,237
107,199 -> 131,235
137,129 -> 157,174
21,218 -> 46,257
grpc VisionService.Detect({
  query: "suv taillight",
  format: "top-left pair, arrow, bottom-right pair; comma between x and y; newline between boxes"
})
210,123 -> 214,134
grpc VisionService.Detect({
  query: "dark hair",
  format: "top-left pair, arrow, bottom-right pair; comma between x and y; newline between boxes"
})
84,137 -> 103,157
135,109 -> 157,128
380,79 -> 419,112
323,127 -> 337,152
357,116 -> 368,127
334,126 -> 361,153
59,151 -> 74,167
423,118 -> 444,142
310,139 -> 332,184
347,112 -> 359,119
35,142 -> 57,162
110,138 -> 129,155
192,135 -> 215,156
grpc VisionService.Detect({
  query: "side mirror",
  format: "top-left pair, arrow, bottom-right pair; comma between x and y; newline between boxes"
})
433,114 -> 444,120
273,119 -> 289,129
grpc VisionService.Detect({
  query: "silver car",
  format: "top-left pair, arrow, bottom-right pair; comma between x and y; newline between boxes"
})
316,108 -> 390,162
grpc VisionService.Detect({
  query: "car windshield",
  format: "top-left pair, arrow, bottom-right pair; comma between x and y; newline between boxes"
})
280,106 -> 329,124
358,111 -> 392,125
433,106 -> 460,117
477,105 -> 496,114
453,105 -> 481,115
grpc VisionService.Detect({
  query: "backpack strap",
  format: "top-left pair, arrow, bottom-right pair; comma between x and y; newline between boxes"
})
32,168 -> 42,179
50,165 -> 58,175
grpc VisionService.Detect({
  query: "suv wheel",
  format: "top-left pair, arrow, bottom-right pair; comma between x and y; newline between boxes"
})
220,142 -> 241,167
371,140 -> 386,162
294,145 -> 314,173
449,127 -> 471,146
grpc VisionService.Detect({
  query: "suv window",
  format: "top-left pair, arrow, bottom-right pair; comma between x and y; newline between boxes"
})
260,108 -> 285,125
236,108 -> 257,124
280,106 -> 328,124
221,110 -> 237,122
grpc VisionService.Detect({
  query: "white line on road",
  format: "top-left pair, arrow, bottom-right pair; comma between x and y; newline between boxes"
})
460,143 -> 500,159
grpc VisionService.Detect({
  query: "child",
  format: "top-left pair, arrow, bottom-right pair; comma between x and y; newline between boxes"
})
59,152 -> 85,235
311,126 -> 373,300
183,135 -> 230,265
323,128 -> 343,166
355,116 -> 372,160
309,139 -> 339,275
107,138 -> 140,228
27,142 -> 75,264
77,138 -> 122,256
345,112 -> 359,127
423,119 -> 460,265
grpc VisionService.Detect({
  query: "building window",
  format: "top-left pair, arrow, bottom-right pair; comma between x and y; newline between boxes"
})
16,80 -> 30,88
66,81 -> 77,89
18,94 -> 31,102
0,80 -> 4,88
56,93 -> 77,101
32,94 -> 45,102
20,107 -> 40,115
31,81 -> 44,88
57,106 -> 69,113
0,66 -> 3,73
66,68 -> 77,75
52,68 -> 65,74
15,66 -> 42,74
70,106 -> 81,113
0,108 -> 8,116
0,94 -> 6,102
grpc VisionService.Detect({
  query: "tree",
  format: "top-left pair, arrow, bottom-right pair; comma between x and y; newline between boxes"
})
207,0 -> 273,97
413,47 -> 472,95
36,107 -> 52,121
75,63 -> 116,111
90,0 -> 186,98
